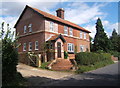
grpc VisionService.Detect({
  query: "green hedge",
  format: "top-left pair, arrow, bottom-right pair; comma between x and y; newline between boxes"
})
76,60 -> 114,73
75,52 -> 112,65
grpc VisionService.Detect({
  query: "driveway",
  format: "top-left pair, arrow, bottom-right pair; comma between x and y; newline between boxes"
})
17,63 -> 74,86
42,62 -> 119,86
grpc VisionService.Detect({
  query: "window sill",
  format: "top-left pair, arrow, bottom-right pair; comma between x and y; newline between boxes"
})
35,49 -> 39,51
68,52 -> 74,54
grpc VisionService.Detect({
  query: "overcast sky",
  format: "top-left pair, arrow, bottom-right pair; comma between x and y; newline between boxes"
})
0,0 -> 119,38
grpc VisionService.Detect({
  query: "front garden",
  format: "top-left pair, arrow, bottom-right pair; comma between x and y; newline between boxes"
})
75,52 -> 115,73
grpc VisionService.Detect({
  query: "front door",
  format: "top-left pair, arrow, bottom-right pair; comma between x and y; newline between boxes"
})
57,42 -> 61,58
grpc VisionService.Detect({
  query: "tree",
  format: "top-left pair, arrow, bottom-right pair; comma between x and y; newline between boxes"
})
1,22 -> 24,86
110,29 -> 119,51
92,18 -> 111,52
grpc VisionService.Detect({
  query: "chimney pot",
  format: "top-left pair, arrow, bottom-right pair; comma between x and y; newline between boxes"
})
56,8 -> 64,19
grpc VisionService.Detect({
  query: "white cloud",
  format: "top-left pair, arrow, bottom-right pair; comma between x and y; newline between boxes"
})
65,2 -> 107,25
84,24 -> 96,38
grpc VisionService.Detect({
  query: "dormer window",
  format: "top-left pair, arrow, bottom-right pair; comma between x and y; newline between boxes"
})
28,24 -> 32,32
69,28 -> 73,36
64,26 -> 68,35
50,22 -> 54,32
24,26 -> 27,33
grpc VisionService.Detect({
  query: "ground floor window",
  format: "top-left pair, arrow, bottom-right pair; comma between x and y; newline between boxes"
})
23,43 -> 26,51
35,41 -> 39,50
68,43 -> 74,52
80,45 -> 84,52
29,42 -> 32,51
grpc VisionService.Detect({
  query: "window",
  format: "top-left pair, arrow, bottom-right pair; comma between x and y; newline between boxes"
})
80,32 -> 82,39
84,33 -> 86,39
69,28 -> 73,36
80,45 -> 84,52
68,43 -> 74,52
50,22 -> 54,32
28,24 -> 32,32
29,42 -> 32,51
24,26 -> 27,33
64,26 -> 68,35
23,43 -> 26,51
35,41 -> 39,50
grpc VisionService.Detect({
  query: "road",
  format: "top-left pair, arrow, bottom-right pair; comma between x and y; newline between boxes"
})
42,62 -> 119,86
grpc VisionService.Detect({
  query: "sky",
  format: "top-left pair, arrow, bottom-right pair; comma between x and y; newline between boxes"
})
0,0 -> 119,38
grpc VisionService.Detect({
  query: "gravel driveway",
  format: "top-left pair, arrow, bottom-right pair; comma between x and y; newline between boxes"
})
17,63 -> 74,86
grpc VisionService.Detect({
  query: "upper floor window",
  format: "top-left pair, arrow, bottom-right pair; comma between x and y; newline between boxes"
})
24,26 -> 27,33
69,28 -> 73,36
29,42 -> 32,51
84,33 -> 86,39
80,32 -> 82,39
64,26 -> 68,35
35,41 -> 39,50
68,43 -> 74,52
28,24 -> 32,32
23,43 -> 26,51
80,45 -> 84,52
50,22 -> 54,32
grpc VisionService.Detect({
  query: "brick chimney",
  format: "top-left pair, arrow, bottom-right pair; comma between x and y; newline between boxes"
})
56,8 -> 64,19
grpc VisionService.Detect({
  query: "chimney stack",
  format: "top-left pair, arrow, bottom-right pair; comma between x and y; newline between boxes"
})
56,8 -> 64,19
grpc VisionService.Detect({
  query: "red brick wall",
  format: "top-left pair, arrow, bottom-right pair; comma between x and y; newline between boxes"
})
16,7 -> 45,53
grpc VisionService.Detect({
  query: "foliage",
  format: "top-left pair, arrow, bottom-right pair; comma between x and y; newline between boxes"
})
76,60 -> 114,74
64,51 -> 68,59
108,51 -> 120,58
75,52 -> 113,65
92,18 -> 111,52
40,62 -> 50,69
110,29 -> 120,52
1,22 -> 25,86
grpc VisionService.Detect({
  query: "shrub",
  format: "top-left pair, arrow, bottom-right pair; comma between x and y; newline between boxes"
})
64,51 -> 68,59
75,52 -> 112,65
40,62 -> 50,69
108,51 -> 120,57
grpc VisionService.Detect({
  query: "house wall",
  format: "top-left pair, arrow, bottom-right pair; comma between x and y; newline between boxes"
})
16,7 -> 45,53
44,19 -> 90,59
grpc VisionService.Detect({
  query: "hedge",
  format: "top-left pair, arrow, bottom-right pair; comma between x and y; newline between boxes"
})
75,52 -> 113,65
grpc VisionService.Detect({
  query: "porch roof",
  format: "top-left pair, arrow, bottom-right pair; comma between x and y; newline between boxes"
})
48,34 -> 66,43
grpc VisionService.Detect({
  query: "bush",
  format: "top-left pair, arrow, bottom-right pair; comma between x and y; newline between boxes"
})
108,51 -> 120,57
76,60 -> 114,74
40,62 -> 50,69
75,52 -> 112,65
64,51 -> 68,59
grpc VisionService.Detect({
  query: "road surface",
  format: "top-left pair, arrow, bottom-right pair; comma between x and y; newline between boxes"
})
42,62 -> 119,86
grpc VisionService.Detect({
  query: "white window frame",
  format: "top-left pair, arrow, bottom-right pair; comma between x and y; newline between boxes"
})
29,42 -> 32,51
35,41 -> 39,50
24,26 -> 27,33
50,21 -> 54,32
23,43 -> 26,51
28,24 -> 32,32
84,32 -> 86,39
80,32 -> 82,39
80,45 -> 84,52
69,28 -> 73,36
64,26 -> 68,35
67,43 -> 74,52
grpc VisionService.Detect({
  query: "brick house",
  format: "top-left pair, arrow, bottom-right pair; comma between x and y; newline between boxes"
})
14,5 -> 91,70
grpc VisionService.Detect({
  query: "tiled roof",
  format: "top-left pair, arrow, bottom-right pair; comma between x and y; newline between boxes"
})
29,6 -> 90,33
48,34 -> 66,42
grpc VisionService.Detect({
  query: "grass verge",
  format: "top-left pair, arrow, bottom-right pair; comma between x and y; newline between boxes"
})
76,60 -> 114,74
